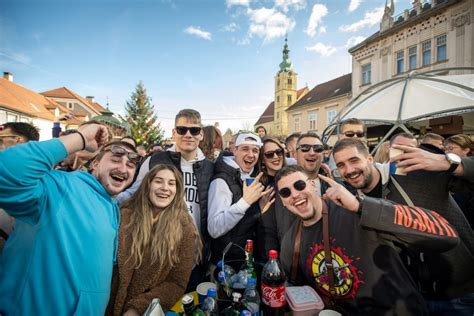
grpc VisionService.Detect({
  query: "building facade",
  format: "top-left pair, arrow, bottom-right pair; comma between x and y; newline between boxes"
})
286,74 -> 352,144
350,0 -> 473,97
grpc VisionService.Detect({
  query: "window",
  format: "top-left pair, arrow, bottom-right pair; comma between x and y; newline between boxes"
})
327,108 -> 337,124
288,78 -> 292,85
422,40 -> 431,66
7,113 -> 18,122
294,114 -> 301,131
408,46 -> 417,70
276,111 -> 280,119
68,102 -> 73,109
436,34 -> 447,62
276,96 -> 280,103
308,111 -> 317,130
287,95 -> 292,103
396,51 -> 404,74
361,63 -> 371,85
277,79 -> 280,87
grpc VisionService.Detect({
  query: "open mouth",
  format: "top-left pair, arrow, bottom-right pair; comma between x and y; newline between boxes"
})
110,173 -> 128,185
346,172 -> 362,181
293,198 -> 308,210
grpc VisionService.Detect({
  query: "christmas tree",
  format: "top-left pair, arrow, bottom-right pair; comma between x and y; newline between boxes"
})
125,81 -> 164,148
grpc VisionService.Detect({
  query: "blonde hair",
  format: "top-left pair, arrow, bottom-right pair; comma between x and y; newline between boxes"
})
374,141 -> 390,163
121,164 -> 202,269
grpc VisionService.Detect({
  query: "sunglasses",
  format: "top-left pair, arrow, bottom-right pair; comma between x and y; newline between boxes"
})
264,148 -> 284,159
104,145 -> 141,165
279,179 -> 307,198
343,131 -> 365,138
297,144 -> 324,153
175,126 -> 202,136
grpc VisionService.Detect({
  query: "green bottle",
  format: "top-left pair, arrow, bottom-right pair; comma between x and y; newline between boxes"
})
182,294 -> 205,316
242,240 -> 257,279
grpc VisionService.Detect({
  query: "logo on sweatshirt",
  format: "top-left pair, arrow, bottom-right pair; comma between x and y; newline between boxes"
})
307,241 -> 364,298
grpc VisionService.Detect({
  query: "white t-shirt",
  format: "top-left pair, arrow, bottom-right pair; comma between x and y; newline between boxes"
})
180,157 -> 201,236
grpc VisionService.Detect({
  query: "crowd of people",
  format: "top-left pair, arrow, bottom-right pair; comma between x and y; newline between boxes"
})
0,112 -> 473,315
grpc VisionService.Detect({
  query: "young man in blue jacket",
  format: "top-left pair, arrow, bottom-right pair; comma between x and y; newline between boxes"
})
0,123 -> 138,315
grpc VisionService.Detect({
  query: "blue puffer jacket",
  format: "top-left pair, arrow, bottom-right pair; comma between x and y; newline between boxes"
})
0,139 -> 119,315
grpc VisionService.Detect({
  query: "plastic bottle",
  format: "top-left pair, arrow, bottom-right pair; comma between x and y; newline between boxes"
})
223,292 -> 242,316
182,294 -> 205,316
242,277 -> 261,316
261,250 -> 287,316
202,288 -> 219,316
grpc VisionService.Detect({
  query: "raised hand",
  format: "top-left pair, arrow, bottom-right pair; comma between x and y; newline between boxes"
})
391,145 -> 452,173
319,175 -> 359,212
243,172 -> 267,205
259,186 -> 275,214
77,123 -> 109,152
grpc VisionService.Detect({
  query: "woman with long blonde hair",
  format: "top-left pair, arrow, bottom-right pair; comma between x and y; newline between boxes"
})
107,164 -> 202,316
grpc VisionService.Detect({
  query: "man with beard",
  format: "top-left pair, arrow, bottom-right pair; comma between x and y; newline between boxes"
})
0,123 -> 138,315
332,138 -> 474,315
117,109 -> 214,292
277,165 -> 458,315
207,132 -> 270,265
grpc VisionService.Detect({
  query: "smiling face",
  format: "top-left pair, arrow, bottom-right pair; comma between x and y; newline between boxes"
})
91,148 -> 137,196
172,117 -> 203,155
149,169 -> 177,212
277,171 -> 321,225
262,142 -> 284,176
296,136 -> 323,178
233,144 -> 260,173
334,146 -> 375,190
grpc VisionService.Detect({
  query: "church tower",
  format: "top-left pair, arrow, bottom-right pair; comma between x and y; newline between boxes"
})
274,37 -> 297,137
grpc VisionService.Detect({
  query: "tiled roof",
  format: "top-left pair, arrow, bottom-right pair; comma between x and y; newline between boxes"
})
41,87 -> 105,115
255,101 -> 274,125
296,87 -> 308,99
0,78 -> 59,121
287,74 -> 352,112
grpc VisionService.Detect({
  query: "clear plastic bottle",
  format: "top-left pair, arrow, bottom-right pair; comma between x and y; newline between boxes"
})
242,277 -> 261,316
202,288 -> 219,316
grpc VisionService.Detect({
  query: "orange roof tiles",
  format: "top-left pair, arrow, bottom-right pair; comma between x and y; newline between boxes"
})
41,87 -> 105,115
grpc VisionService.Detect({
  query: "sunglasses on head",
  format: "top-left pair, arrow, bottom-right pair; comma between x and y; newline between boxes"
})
264,148 -> 284,159
343,131 -> 365,138
175,126 -> 202,136
104,145 -> 141,165
297,144 -> 324,153
279,179 -> 307,198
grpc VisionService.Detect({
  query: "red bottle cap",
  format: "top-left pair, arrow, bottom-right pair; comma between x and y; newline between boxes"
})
269,249 -> 278,259
246,240 -> 254,252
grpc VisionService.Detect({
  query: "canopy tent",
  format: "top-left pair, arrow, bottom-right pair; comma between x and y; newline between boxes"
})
322,67 -> 474,152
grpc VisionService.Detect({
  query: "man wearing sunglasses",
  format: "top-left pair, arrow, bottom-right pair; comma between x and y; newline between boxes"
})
333,137 -> 474,314
117,109 -> 214,292
0,123 -> 138,315
276,165 -> 458,315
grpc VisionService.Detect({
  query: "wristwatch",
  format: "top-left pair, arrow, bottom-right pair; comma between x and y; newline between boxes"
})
445,152 -> 461,173
355,195 -> 365,215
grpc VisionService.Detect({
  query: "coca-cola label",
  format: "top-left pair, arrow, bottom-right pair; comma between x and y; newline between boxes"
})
261,283 -> 286,308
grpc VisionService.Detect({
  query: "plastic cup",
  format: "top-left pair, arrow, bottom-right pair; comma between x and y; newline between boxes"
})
318,309 -> 342,316
389,148 -> 406,175
196,282 -> 216,303
245,178 -> 255,185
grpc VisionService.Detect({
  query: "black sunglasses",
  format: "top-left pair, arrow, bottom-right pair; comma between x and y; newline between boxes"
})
343,131 -> 365,138
279,179 -> 307,198
104,145 -> 141,165
175,126 -> 202,136
264,148 -> 284,159
297,144 -> 324,153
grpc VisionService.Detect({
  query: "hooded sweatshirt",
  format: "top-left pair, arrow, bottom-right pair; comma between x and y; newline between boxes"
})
0,139 -> 120,315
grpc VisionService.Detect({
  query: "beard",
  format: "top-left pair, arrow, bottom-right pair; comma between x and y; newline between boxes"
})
346,166 -> 373,190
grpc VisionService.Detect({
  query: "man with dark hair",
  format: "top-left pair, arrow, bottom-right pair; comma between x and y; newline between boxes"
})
332,138 -> 474,314
0,122 -> 39,149
277,165 -> 458,315
0,123 -> 138,314
389,132 -> 418,147
255,125 -> 267,138
285,132 -> 300,158
118,109 -> 214,291
339,118 -> 365,140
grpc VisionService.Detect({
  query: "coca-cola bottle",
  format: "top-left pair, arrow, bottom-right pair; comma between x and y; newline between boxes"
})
261,250 -> 287,316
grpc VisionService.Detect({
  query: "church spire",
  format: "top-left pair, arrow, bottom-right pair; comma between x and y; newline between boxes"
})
279,36 -> 292,72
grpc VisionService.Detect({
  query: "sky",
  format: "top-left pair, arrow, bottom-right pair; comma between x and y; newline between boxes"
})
1,0 -> 413,137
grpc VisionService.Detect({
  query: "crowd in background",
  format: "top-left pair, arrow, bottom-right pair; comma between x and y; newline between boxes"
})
0,113 -> 473,315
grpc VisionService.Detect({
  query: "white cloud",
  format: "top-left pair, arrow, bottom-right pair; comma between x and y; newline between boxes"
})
339,6 -> 384,32
274,0 -> 306,12
247,7 -> 295,43
345,35 -> 366,47
305,4 -> 328,37
222,22 -> 239,32
226,0 -> 250,8
184,26 -> 212,40
320,26 -> 327,34
237,37 -> 251,45
306,42 -> 337,57
348,0 -> 362,12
